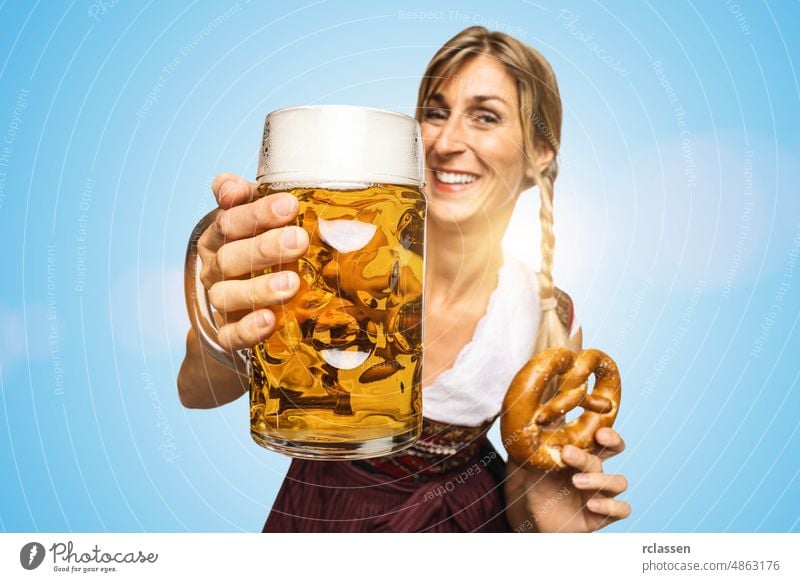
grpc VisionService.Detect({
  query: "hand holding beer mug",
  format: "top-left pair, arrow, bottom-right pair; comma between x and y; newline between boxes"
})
185,106 -> 427,459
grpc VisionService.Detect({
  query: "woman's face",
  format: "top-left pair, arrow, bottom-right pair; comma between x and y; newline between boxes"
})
420,54 -> 539,229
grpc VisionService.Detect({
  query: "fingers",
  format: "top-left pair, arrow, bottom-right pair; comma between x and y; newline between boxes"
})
594,428 -> 626,461
214,191 -> 299,242
217,308 -> 277,352
564,440 -> 631,528
561,444 -> 602,473
585,496 -> 632,521
216,226 -> 309,278
208,271 -> 300,313
212,173 -> 259,208
199,178 -> 286,253
571,472 -> 628,496
196,173 -> 305,353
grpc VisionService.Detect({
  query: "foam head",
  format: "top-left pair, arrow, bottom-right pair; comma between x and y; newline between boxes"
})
257,105 -> 425,188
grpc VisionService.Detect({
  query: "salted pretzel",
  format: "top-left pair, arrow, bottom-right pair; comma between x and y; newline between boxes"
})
500,347 -> 622,471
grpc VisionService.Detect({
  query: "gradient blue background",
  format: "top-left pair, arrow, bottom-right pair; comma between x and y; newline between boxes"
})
1,0 -> 798,532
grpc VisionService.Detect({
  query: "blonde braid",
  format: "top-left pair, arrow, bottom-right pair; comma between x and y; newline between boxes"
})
533,166 -> 568,356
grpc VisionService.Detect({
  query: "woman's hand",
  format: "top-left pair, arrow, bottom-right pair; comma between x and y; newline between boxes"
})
504,427 -> 630,532
178,173 -> 310,408
197,172 -> 309,351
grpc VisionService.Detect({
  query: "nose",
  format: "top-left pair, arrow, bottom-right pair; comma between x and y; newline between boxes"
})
428,113 -> 468,158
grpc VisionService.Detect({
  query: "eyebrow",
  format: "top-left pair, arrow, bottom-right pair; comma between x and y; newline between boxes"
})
427,92 -> 510,106
472,95 -> 509,105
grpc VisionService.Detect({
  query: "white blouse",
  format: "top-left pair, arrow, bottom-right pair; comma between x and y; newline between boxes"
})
422,252 -> 579,427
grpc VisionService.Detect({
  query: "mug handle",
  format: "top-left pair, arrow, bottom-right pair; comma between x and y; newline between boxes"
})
184,210 -> 250,370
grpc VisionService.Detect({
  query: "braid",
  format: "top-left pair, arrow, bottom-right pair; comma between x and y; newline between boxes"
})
533,167 -> 568,355
538,172 -> 556,304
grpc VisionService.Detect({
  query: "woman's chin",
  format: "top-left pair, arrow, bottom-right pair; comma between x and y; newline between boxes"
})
426,197 -> 485,229
426,189 -> 515,232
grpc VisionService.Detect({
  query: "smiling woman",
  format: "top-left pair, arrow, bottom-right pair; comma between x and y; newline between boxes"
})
415,29 -> 567,358
179,25 -> 630,533
421,59 -> 530,227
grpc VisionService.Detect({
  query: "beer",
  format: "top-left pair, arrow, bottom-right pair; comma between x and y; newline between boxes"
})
186,105 -> 426,459
250,183 -> 426,458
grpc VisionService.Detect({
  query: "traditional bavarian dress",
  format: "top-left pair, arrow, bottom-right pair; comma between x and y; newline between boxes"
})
263,253 -> 577,532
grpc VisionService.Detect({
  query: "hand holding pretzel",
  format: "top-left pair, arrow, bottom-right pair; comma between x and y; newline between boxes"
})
501,347 -> 622,471
502,347 -> 629,532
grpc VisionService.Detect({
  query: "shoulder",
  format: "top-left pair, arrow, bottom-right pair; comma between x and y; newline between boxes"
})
501,253 -> 579,334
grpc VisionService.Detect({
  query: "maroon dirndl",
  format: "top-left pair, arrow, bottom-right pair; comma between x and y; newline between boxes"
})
262,418 -> 512,533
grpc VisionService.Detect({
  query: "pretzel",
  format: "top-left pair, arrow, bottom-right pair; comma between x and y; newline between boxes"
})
500,347 -> 621,471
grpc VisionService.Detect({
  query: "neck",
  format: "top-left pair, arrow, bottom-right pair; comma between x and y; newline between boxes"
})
424,215 -> 510,312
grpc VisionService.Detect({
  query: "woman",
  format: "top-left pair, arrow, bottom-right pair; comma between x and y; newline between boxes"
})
178,26 -> 630,532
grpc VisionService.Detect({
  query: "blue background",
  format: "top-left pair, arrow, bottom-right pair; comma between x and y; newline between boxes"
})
1,0 -> 798,532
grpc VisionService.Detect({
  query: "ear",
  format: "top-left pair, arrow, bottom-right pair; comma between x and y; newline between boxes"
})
524,146 -> 556,180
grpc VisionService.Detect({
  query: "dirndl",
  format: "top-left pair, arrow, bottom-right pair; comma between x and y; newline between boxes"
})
263,422 -> 512,533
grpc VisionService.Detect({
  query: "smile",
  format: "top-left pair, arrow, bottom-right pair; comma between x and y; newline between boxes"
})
435,171 -> 479,184
430,168 -> 482,193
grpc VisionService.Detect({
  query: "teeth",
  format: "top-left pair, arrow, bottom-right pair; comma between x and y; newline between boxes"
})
436,171 -> 477,184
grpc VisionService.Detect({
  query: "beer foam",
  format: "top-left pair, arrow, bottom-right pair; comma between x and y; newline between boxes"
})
258,105 -> 425,187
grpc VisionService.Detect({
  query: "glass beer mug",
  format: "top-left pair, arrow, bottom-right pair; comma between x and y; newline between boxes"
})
186,105 -> 426,460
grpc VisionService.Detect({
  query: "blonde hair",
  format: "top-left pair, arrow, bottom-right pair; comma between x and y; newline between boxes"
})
416,26 -> 569,355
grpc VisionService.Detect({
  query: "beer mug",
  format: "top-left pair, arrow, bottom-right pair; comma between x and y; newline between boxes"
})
186,105 -> 426,460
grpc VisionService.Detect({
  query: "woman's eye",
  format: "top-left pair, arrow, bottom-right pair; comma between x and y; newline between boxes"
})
474,110 -> 499,125
424,108 -> 448,121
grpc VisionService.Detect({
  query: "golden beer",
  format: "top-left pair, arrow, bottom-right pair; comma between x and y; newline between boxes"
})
186,105 -> 426,459
250,183 -> 426,458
